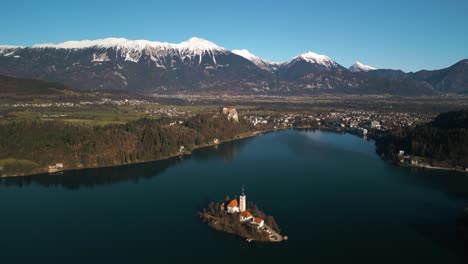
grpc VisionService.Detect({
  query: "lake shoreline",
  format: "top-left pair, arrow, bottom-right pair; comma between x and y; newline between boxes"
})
391,158 -> 468,174
0,127 -> 286,179
3,124 -> 465,178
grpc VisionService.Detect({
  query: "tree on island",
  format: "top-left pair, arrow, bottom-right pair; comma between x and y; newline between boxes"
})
265,216 -> 281,234
247,201 -> 281,233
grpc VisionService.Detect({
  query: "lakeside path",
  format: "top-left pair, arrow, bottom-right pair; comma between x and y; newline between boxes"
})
407,163 -> 468,174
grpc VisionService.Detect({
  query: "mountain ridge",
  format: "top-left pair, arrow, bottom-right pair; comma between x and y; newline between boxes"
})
349,61 -> 377,72
0,37 -> 467,95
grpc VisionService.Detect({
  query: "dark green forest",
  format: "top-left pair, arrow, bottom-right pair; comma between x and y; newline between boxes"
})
0,74 -> 73,98
0,113 -> 254,176
376,109 -> 468,168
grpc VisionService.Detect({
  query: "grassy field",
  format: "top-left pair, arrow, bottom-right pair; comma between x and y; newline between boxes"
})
0,158 -> 39,175
3,106 -> 148,124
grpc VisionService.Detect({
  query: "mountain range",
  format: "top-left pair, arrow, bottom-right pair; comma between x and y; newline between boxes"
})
0,37 -> 467,95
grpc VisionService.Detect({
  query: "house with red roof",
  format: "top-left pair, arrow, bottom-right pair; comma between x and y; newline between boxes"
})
240,210 -> 253,222
252,217 -> 264,228
226,199 -> 239,213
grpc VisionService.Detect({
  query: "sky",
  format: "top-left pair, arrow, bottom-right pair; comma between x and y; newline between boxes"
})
1,0 -> 467,72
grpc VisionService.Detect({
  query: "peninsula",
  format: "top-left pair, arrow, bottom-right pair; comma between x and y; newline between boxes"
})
199,187 -> 285,242
375,109 -> 468,172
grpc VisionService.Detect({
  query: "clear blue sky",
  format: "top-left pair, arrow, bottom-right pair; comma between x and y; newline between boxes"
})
1,0 -> 467,72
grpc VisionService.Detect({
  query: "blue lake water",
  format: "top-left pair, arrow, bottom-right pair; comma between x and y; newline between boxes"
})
1,129 -> 467,263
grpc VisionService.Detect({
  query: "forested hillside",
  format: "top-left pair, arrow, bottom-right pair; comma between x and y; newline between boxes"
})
0,113 -> 254,176
376,109 -> 468,169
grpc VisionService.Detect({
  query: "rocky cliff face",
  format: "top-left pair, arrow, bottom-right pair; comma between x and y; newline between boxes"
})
222,107 -> 239,122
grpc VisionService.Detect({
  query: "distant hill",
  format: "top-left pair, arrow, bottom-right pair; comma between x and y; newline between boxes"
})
430,109 -> 468,129
0,74 -> 151,101
376,109 -> 468,169
368,69 -> 408,80
411,59 -> 468,94
0,74 -> 73,97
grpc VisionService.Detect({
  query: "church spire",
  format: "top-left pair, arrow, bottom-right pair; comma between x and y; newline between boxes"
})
239,185 -> 246,212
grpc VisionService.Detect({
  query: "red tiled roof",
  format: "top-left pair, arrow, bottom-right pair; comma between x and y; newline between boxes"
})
240,210 -> 252,217
227,199 -> 238,208
254,217 -> 263,224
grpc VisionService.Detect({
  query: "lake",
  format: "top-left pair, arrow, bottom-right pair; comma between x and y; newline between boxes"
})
1,129 -> 468,263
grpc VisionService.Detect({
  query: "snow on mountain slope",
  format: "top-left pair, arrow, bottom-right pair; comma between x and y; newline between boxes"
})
1,37 -> 462,94
0,38 -> 340,70
92,52 -> 111,62
232,49 -> 260,62
0,46 -> 21,56
349,61 -> 377,72
232,49 -> 278,71
0,45 -> 22,49
174,37 -> 227,65
0,37 -> 271,91
30,37 -> 225,52
290,51 -> 339,68
28,37 -> 228,64
176,37 -> 226,53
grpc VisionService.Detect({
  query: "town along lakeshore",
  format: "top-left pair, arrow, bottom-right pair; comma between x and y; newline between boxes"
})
0,103 -> 448,178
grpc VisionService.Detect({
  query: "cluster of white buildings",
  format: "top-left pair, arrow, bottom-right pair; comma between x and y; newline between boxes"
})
220,188 -> 264,228
80,98 -> 148,106
242,110 -> 432,133
3,98 -> 148,108
141,107 -> 192,117
48,163 -> 63,173
244,115 -> 268,126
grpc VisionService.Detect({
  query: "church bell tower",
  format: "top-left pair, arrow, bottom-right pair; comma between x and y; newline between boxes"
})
239,185 -> 246,212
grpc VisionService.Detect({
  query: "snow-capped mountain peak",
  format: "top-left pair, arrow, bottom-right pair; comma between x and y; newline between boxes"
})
27,37 -> 228,64
176,37 -> 224,51
0,44 -> 23,57
31,38 -> 171,50
292,51 -> 337,68
232,49 -> 259,61
29,37 -> 226,53
349,61 -> 377,72
22,37 -> 228,65
232,49 -> 278,71
0,45 -> 22,49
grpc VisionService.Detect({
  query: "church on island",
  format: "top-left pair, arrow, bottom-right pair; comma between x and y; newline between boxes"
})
220,187 -> 265,228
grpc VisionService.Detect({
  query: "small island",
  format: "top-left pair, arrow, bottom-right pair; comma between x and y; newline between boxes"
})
199,187 -> 285,242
